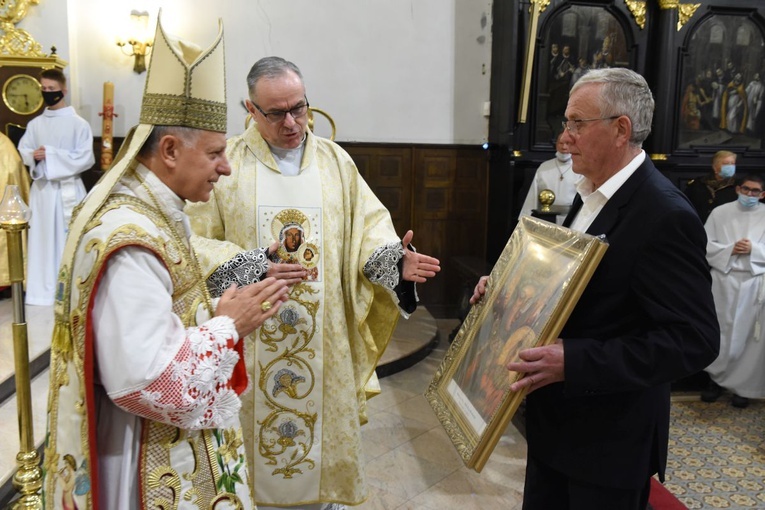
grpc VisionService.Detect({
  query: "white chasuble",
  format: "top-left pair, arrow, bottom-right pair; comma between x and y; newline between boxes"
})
187,126 -> 401,507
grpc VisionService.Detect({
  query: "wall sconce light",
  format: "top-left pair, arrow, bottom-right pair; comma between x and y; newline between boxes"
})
116,10 -> 153,74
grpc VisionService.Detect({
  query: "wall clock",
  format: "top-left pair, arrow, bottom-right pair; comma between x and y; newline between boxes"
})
2,73 -> 43,115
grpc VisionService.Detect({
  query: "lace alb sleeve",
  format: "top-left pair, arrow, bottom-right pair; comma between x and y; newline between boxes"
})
207,248 -> 269,297
112,316 -> 243,430
363,241 -> 404,291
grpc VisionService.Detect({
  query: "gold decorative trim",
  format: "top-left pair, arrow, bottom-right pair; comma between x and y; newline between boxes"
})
0,54 -> 68,69
512,151 -> 523,158
307,107 -> 336,141
0,0 -> 44,57
257,282 -> 320,478
140,93 -> 227,133
518,0 -> 547,123
658,0 -> 700,31
531,0 -> 550,13
4,121 -> 24,138
625,1 -> 647,30
677,3 -> 701,31
649,153 -> 668,161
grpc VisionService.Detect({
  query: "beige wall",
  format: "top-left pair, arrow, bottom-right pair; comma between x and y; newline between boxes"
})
18,0 -> 493,144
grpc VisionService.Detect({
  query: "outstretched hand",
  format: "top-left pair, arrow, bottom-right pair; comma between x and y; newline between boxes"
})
266,241 -> 308,284
215,277 -> 289,338
400,230 -> 441,283
507,340 -> 565,394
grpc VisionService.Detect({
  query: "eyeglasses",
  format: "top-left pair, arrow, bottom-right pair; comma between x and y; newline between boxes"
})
561,115 -> 621,135
252,97 -> 310,123
739,185 -> 764,196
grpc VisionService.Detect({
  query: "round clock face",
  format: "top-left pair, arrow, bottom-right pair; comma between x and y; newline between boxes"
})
3,74 -> 44,115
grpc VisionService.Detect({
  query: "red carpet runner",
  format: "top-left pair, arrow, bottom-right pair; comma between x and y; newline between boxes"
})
648,478 -> 687,510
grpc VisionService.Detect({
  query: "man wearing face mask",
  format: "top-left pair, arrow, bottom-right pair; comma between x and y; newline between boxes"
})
701,175 -> 765,408
519,132 -> 581,224
17,68 -> 94,306
684,150 -> 738,224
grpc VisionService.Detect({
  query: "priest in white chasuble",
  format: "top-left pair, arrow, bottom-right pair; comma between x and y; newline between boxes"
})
186,57 -> 441,509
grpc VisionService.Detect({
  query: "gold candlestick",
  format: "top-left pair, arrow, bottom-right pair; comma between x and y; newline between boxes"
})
0,185 -> 42,509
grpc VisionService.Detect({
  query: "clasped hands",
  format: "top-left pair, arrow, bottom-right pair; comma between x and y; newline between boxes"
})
470,275 -> 565,394
215,278 -> 289,338
33,146 -> 46,162
733,238 -> 751,255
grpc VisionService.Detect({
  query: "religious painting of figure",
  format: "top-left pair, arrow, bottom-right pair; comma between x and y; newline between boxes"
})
534,5 -> 631,145
426,216 -> 608,472
677,14 -> 765,149
261,206 -> 322,281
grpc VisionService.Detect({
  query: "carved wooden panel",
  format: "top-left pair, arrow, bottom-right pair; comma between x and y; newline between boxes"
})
342,145 -> 412,229
413,148 -> 489,314
341,144 -> 488,315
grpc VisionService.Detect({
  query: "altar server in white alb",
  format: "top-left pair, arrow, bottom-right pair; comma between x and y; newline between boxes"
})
18,68 -> 94,305
704,174 -> 765,408
518,132 -> 580,224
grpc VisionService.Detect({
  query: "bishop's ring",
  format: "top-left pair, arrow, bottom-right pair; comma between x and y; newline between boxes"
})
261,300 -> 272,312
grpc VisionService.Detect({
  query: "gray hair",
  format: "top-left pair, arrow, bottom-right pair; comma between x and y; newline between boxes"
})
246,57 -> 303,99
570,68 -> 654,147
138,126 -> 202,158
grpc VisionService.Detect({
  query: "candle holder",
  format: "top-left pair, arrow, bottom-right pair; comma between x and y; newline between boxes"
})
0,185 -> 42,509
116,10 -> 153,74
531,189 -> 558,224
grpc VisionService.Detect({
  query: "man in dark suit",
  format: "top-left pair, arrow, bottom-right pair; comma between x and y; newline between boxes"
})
472,68 -> 719,509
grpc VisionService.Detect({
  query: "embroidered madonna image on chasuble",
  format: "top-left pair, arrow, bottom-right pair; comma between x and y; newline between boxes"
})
264,206 -> 322,280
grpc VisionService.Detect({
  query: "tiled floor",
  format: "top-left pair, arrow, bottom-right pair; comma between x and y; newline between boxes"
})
357,318 -> 527,510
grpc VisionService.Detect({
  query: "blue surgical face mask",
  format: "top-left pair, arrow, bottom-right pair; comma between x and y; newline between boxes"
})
719,164 -> 736,178
737,194 -> 760,208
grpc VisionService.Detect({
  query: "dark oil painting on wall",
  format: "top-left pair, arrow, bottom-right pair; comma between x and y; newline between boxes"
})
535,5 -> 632,146
678,14 -> 765,150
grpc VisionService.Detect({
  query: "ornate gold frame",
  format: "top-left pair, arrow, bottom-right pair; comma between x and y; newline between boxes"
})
425,216 -> 608,472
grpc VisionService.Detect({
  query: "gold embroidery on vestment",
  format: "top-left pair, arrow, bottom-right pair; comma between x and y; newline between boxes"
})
257,282 -> 320,478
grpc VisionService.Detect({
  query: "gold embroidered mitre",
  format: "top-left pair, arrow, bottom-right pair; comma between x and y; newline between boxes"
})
56,12 -> 227,315
140,14 -> 227,132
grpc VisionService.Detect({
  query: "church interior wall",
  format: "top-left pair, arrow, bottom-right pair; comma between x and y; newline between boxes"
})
18,0 -> 493,145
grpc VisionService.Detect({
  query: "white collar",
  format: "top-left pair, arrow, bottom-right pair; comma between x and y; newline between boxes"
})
576,150 -> 645,199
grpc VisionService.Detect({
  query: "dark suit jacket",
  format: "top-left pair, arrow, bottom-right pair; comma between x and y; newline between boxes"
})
525,157 -> 720,489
